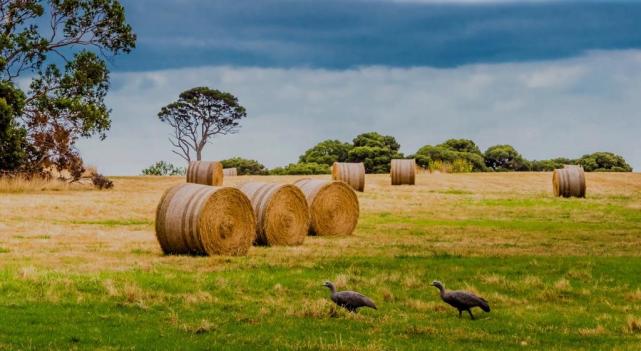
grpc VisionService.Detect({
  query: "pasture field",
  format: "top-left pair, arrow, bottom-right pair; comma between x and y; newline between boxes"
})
1,173 -> 641,350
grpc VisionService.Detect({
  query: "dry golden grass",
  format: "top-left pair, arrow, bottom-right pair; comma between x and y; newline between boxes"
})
1,172 -> 640,274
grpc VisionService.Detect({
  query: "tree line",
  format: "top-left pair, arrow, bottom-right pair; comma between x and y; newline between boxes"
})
143,132 -> 632,175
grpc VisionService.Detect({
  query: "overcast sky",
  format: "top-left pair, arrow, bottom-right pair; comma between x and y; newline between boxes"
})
77,0 -> 641,174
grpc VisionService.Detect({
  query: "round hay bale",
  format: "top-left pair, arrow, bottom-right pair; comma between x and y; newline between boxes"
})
293,179 -> 359,236
331,162 -> 365,192
223,167 -> 238,177
552,165 -> 586,198
186,161 -> 223,186
237,182 -> 310,246
155,183 -> 256,256
391,159 -> 416,185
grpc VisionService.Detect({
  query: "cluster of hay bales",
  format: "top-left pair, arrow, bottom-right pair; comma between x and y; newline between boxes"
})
223,168 -> 238,177
391,159 -> 416,185
187,161 -> 223,186
553,165 -> 586,198
155,161 -> 362,256
332,162 -> 365,192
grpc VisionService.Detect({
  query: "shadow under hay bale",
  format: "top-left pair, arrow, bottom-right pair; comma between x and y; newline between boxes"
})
293,179 -> 359,236
155,183 -> 255,256
553,165 -> 586,198
223,168 -> 238,177
391,159 -> 416,185
186,161 -> 223,186
237,182 -> 310,246
332,162 -> 365,192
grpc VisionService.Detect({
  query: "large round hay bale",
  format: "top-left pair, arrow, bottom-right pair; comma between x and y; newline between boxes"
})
293,179 -> 359,236
331,162 -> 365,192
223,168 -> 238,177
155,183 -> 256,256
237,182 -> 310,246
391,159 -> 416,185
553,165 -> 586,198
186,161 -> 223,186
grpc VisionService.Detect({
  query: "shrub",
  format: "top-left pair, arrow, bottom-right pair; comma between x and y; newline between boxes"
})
142,161 -> 185,176
270,162 -> 330,175
577,152 -> 632,172
428,159 -> 473,173
220,157 -> 268,175
415,143 -> 486,172
92,174 -> 113,190
529,158 -> 575,172
484,145 -> 529,171
299,140 -> 352,166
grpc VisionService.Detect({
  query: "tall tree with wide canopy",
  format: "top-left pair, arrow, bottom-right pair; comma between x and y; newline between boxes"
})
158,87 -> 247,161
0,0 -> 136,177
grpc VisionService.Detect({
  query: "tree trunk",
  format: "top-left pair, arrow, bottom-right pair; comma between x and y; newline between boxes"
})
196,148 -> 202,161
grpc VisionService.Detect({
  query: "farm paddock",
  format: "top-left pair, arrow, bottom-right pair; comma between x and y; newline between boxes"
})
0,173 -> 640,350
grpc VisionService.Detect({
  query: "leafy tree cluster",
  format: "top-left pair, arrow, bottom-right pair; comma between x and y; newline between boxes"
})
294,132 -> 404,174
0,0 -> 136,179
141,161 -> 185,176
221,157 -> 268,175
269,162 -> 330,175
415,139 -> 486,172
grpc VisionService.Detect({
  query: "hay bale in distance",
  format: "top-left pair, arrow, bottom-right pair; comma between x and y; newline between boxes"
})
391,159 -> 416,185
155,183 -> 256,256
553,165 -> 586,198
223,168 -> 238,177
293,179 -> 359,236
186,161 -> 223,186
332,162 -> 365,192
237,182 -> 310,246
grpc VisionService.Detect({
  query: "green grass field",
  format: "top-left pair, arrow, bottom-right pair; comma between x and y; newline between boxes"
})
1,173 -> 640,350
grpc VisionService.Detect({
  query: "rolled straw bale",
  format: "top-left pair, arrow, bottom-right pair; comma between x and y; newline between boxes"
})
237,182 -> 310,246
155,183 -> 255,256
293,179 -> 359,236
186,161 -> 223,186
391,159 -> 416,185
331,162 -> 365,192
223,168 -> 238,177
552,165 -> 586,198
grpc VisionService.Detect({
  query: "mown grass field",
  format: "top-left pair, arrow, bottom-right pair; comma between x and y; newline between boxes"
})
1,172 -> 641,350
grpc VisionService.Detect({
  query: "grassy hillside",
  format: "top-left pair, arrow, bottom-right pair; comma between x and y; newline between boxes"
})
1,173 -> 640,350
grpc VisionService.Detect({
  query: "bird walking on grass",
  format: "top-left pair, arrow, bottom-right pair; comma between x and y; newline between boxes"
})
323,281 -> 377,313
431,280 -> 490,320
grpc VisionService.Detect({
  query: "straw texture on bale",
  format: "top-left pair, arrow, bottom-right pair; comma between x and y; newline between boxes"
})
391,159 -> 416,185
155,183 -> 256,256
223,168 -> 238,177
332,162 -> 365,192
553,165 -> 586,198
186,161 -> 223,186
237,182 -> 310,246
293,179 -> 359,236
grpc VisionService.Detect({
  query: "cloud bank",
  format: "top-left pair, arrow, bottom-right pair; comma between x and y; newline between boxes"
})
114,0 -> 641,71
79,50 -> 641,175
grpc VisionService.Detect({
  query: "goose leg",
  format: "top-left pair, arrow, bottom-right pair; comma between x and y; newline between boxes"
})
458,310 -> 462,318
467,310 -> 475,320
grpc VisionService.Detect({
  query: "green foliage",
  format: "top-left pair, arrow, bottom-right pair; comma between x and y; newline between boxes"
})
269,162 -> 330,175
158,87 -> 247,161
416,141 -> 486,172
0,82 -> 27,171
484,144 -> 529,171
529,158 -> 575,172
348,132 -> 403,173
299,139 -> 352,166
220,157 -> 268,175
438,139 -> 482,155
0,0 -> 136,176
577,152 -> 632,172
141,161 -> 185,176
